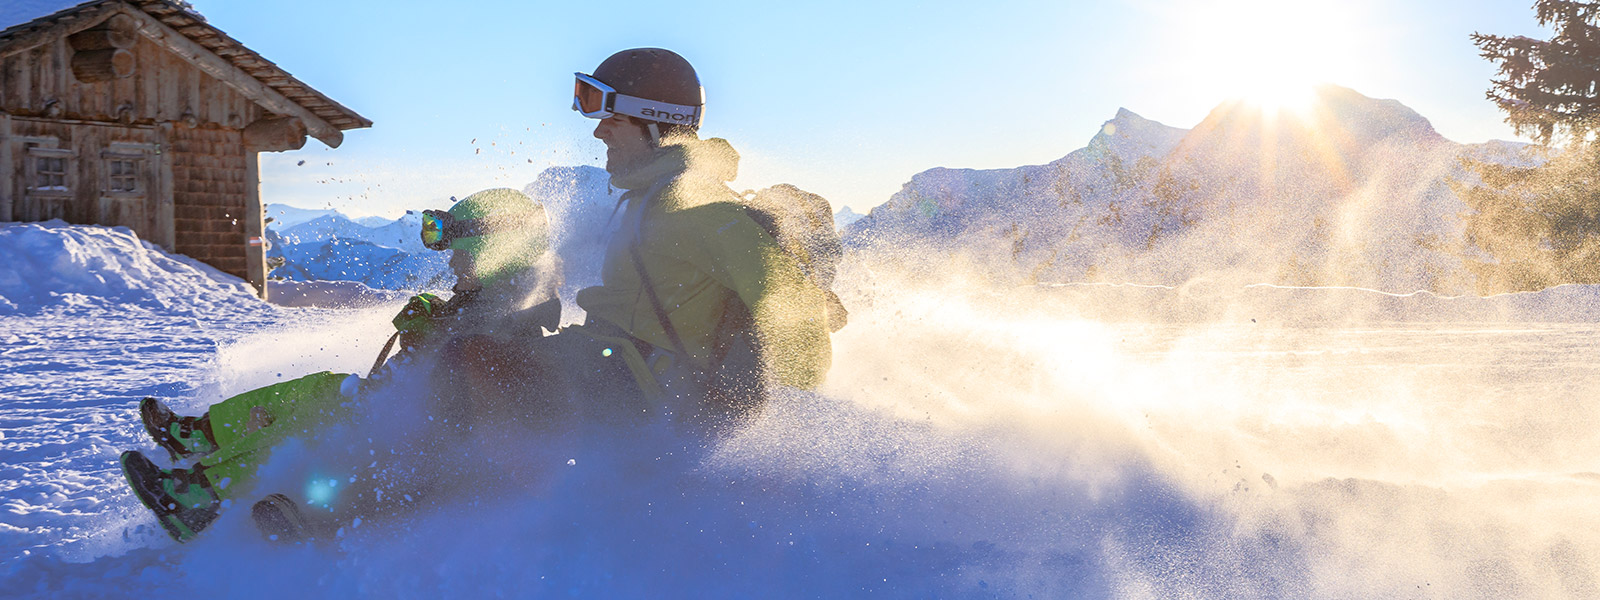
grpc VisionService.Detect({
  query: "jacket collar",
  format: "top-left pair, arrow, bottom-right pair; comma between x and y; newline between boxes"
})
609,137 -> 740,191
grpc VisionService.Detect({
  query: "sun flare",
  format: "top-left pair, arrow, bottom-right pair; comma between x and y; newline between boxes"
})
1171,0 -> 1362,113
1240,80 -> 1318,115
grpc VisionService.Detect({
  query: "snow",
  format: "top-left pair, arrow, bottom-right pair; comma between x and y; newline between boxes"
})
0,221 -> 265,317
523,165 -> 626,321
265,280 -> 408,309
3,215 -> 1600,597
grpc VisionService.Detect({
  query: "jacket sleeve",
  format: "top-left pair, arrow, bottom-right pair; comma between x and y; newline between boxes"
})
687,206 -> 832,389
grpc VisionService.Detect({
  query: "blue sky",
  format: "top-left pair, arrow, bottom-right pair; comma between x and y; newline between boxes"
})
187,0 -> 1542,217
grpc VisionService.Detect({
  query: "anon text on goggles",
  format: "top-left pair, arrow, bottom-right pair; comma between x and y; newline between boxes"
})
420,209 -> 541,251
572,72 -> 703,128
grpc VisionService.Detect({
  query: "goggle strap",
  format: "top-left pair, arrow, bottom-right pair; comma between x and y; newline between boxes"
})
610,94 -> 702,128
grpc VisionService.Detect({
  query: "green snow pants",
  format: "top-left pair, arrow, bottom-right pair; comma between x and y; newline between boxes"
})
197,371 -> 354,497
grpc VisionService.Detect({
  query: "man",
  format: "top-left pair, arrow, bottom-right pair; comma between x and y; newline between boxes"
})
444,48 -> 832,431
120,189 -> 557,542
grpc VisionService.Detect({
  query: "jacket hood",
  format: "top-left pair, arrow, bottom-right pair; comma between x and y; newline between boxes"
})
610,136 -> 739,190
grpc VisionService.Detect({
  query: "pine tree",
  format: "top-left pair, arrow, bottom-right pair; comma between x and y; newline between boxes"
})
1458,1 -> 1600,293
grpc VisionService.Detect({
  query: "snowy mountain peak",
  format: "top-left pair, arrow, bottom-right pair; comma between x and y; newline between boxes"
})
264,204 -> 343,230
1186,85 -> 1443,152
1077,108 -> 1189,165
834,205 -> 864,230
1310,84 -> 1442,143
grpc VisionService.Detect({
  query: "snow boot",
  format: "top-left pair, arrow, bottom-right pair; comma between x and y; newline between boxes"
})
140,397 -> 219,461
119,450 -> 221,543
252,493 -> 315,543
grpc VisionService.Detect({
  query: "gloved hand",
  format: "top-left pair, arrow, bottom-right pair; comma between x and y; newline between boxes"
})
392,293 -> 445,348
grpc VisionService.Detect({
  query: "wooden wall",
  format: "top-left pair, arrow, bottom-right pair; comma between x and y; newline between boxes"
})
170,127 -> 253,280
4,115 -> 168,245
0,28 -> 268,130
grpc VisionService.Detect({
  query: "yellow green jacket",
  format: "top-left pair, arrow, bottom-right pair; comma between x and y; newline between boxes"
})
574,137 -> 832,392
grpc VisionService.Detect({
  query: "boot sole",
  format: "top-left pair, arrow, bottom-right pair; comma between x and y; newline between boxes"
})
119,451 -> 215,543
252,493 -> 311,543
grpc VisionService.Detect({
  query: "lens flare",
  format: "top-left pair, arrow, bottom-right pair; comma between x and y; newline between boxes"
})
305,476 -> 339,507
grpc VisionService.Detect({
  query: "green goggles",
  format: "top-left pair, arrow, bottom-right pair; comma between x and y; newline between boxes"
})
420,209 -> 538,251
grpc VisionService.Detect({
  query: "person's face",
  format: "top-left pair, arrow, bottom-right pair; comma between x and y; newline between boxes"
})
593,115 -> 655,176
450,247 -> 481,291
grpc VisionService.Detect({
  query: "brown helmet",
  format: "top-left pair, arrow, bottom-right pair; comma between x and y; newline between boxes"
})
593,48 -> 703,110
575,48 -> 704,136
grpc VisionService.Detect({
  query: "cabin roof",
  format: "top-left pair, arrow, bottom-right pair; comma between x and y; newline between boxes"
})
0,1 -> 91,33
0,0 -> 371,136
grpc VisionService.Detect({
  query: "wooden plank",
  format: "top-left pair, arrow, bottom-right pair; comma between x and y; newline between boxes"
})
31,44 -> 43,108
243,150 -> 263,297
140,38 -> 160,121
71,46 -> 91,118
159,47 -> 178,122
54,39 -> 70,102
206,76 -> 225,126
10,53 -> 27,110
173,49 -> 190,122
186,49 -> 201,123
121,8 -> 345,147
156,121 -> 173,249
77,123 -> 99,225
0,113 -> 11,221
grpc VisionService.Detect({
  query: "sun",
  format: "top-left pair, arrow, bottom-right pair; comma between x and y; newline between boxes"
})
1168,0 -> 1361,113
1239,79 -> 1319,115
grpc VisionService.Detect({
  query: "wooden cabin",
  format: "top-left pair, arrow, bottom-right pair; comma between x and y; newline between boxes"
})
0,0 -> 370,296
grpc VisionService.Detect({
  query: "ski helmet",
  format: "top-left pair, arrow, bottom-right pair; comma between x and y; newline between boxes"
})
574,48 -> 704,133
440,188 -> 549,287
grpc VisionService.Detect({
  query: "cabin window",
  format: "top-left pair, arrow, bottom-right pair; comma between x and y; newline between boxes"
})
36,157 -> 67,189
108,158 -> 140,193
25,146 -> 73,195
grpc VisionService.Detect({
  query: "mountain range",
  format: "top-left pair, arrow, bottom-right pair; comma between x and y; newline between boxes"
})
842,85 -> 1532,294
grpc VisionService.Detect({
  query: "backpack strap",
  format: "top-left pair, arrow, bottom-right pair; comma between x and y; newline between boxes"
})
627,242 -> 703,372
625,175 -> 711,382
367,331 -> 403,378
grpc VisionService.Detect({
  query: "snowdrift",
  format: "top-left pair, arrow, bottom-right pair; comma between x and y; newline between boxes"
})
0,221 -> 265,316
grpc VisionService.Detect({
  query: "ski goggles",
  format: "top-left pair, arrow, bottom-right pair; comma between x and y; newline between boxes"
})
420,209 -> 540,251
572,72 -> 703,128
